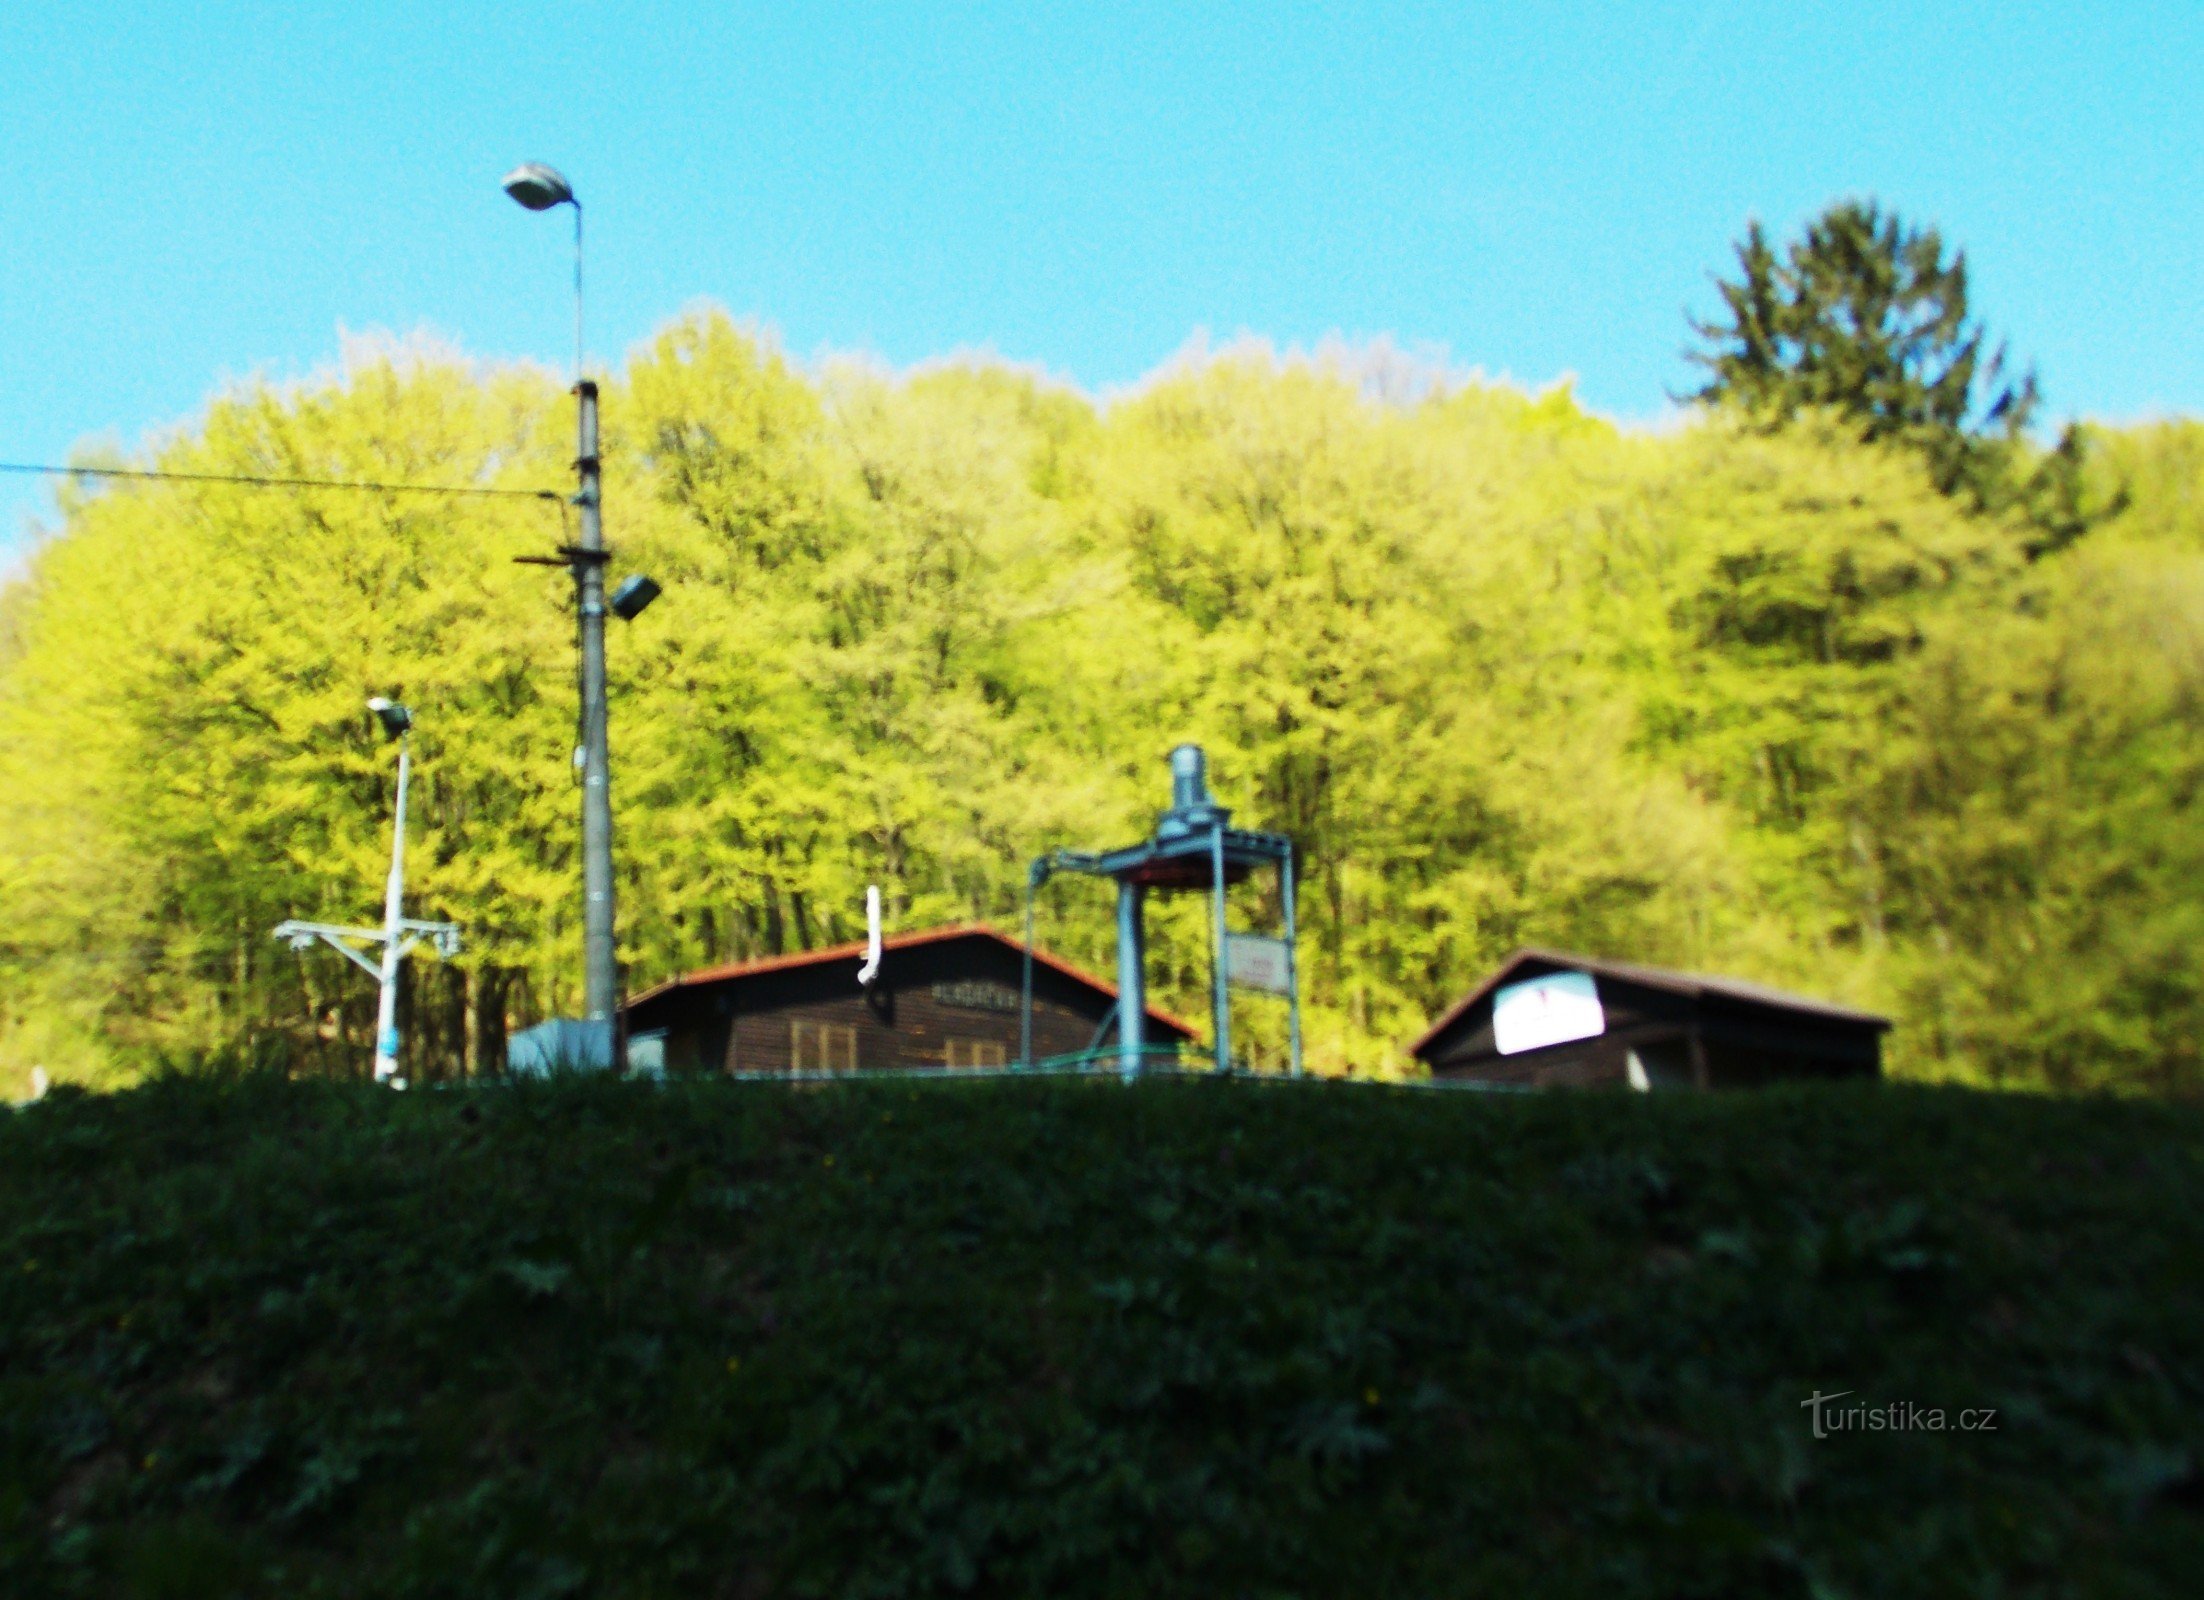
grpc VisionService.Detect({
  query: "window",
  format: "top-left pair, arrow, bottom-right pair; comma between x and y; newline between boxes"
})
791,1020 -> 857,1074
945,1037 -> 1008,1069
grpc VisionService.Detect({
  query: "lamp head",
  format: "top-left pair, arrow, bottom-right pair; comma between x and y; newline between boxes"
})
501,163 -> 575,211
610,574 -> 662,621
366,697 -> 413,740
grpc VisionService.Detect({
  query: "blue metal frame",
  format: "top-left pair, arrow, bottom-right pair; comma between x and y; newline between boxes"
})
1021,747 -> 1302,1081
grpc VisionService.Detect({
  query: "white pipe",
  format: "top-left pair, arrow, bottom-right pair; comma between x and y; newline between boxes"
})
372,739 -> 410,1085
857,885 -> 883,986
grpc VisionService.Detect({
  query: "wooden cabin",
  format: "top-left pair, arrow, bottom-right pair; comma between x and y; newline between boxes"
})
1410,948 -> 1888,1089
622,924 -> 1199,1076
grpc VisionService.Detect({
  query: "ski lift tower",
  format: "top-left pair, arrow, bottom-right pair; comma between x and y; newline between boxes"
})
1024,745 -> 1301,1079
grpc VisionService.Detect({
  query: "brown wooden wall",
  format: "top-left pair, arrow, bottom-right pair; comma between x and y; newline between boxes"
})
627,934 -> 1185,1075
703,982 -> 1110,1074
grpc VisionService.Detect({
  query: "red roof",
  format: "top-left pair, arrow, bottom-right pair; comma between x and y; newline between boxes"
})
625,922 -> 1202,1040
1408,947 -> 1891,1059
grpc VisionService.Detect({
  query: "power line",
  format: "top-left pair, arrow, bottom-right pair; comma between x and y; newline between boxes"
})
0,460 -> 564,502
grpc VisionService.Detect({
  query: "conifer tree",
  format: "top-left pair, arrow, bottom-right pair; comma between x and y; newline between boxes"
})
1687,200 -> 2041,504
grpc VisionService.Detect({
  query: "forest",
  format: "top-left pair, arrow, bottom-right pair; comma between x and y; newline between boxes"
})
2,211 -> 2200,1095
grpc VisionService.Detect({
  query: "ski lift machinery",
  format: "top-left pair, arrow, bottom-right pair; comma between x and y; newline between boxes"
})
1022,745 -> 1302,1079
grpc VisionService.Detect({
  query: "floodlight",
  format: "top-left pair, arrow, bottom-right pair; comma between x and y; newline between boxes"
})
501,163 -> 575,211
609,573 -> 662,620
367,697 -> 413,739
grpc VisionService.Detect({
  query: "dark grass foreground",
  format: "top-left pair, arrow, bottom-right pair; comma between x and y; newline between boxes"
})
2,1075 -> 2200,1599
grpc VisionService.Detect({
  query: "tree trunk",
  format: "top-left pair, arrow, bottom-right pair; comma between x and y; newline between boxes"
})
463,969 -> 481,1080
472,968 -> 510,1077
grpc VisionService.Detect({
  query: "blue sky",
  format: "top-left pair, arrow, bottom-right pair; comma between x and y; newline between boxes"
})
4,3 -> 2199,563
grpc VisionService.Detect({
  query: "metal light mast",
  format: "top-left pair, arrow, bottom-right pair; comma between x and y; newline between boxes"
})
274,698 -> 461,1087
370,704 -> 415,1082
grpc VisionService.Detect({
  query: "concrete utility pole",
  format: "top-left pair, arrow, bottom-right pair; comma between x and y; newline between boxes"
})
573,378 -> 618,1031
504,164 -> 659,1064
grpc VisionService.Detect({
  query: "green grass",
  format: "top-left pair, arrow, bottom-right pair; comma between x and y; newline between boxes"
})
3,1074 -> 2200,1598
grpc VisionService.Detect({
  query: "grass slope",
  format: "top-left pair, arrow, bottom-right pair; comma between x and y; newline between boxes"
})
2,1075 -> 2201,1598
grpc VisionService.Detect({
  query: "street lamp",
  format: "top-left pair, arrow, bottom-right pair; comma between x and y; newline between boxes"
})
500,163 -> 581,383
274,698 -> 461,1087
504,163 -> 658,1067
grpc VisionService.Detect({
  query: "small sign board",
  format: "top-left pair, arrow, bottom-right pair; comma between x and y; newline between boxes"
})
1492,971 -> 1605,1056
1224,933 -> 1293,995
932,980 -> 1021,1014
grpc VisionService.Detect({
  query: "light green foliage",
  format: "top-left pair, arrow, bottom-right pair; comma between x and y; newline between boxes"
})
0,350 -> 579,1085
1859,469 -> 2204,1090
1,316 -> 2197,1091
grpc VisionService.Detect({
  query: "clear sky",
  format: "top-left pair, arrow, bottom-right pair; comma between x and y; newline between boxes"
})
4,3 -> 2199,565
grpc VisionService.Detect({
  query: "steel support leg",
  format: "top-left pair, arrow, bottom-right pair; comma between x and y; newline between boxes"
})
1116,880 -> 1145,1081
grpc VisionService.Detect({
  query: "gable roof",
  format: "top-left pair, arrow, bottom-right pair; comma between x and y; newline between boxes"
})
1409,947 -> 1891,1059
625,923 -> 1202,1040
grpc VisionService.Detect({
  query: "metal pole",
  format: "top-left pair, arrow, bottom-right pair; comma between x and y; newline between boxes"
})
372,738 -> 411,1085
1211,823 -> 1230,1073
1115,881 -> 1145,1081
1282,845 -> 1303,1078
574,380 -> 618,1051
571,202 -> 584,386
1021,868 -> 1036,1069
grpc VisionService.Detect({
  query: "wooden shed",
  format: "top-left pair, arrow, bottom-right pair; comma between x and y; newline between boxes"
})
1409,948 -> 1888,1089
622,924 -> 1199,1076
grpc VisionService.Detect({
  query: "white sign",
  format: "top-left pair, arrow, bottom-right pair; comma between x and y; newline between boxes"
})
1492,971 -> 1605,1056
1223,933 -> 1293,995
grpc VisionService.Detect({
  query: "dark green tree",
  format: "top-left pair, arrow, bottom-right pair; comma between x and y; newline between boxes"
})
1687,200 -> 2043,504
